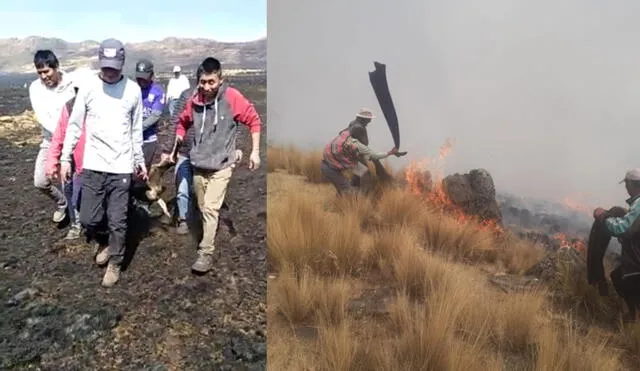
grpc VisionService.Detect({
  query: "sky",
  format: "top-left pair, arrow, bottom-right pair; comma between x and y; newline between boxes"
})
0,1 -> 266,42
268,0 -> 640,207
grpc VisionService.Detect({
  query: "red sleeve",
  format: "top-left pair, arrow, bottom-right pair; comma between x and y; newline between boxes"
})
175,98 -> 194,138
225,87 -> 262,134
46,106 -> 69,173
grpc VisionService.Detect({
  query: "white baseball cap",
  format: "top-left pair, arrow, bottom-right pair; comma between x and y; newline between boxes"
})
619,168 -> 640,183
173,65 -> 181,73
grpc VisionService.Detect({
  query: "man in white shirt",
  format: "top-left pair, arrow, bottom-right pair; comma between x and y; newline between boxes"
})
166,65 -> 190,117
28,50 -> 76,224
61,38 -> 147,287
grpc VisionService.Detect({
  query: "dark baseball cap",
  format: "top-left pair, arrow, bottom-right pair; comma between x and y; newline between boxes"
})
98,38 -> 125,70
135,59 -> 154,79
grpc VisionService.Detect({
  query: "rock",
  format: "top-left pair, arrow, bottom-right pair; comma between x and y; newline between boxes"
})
442,168 -> 503,224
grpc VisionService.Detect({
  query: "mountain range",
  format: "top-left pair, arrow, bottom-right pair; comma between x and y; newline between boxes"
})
0,36 -> 266,75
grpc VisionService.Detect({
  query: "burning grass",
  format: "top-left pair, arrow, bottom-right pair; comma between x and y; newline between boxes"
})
267,144 -> 638,370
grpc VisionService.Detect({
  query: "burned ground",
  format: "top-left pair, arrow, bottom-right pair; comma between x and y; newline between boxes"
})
0,75 -> 266,370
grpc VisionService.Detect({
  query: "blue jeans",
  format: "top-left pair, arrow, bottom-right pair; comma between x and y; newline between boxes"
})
175,155 -> 193,221
168,99 -> 178,118
62,173 -> 82,225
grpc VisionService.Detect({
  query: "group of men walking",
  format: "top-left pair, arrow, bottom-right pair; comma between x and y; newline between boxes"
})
30,38 -> 262,287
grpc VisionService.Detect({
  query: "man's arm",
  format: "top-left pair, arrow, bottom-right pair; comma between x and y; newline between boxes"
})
225,87 -> 262,153
350,138 -> 391,161
604,201 -> 640,237
61,90 -> 87,164
131,91 -> 145,169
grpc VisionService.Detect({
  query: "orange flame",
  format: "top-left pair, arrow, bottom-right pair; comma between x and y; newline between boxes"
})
553,232 -> 586,253
403,138 -> 503,234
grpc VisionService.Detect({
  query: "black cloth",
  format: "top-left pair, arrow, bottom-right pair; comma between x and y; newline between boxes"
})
80,170 -> 132,265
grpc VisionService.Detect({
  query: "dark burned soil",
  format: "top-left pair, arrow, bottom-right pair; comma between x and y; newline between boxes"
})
0,75 -> 267,370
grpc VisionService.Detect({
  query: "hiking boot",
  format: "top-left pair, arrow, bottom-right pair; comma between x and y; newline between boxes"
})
101,263 -> 121,287
191,252 -> 214,273
95,247 -> 110,266
176,220 -> 189,235
52,204 -> 67,223
64,223 -> 83,240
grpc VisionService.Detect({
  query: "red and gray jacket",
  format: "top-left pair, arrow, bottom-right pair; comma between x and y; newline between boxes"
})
173,83 -> 261,171
322,129 -> 359,170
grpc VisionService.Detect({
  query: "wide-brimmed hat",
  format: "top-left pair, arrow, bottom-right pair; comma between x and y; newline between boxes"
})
355,108 -> 375,119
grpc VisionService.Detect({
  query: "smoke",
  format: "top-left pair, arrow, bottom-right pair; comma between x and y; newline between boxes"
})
268,0 -> 640,206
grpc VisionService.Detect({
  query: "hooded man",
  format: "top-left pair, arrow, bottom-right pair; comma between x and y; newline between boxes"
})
162,57 -> 262,274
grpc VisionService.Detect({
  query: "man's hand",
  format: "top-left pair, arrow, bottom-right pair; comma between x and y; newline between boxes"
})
388,147 -> 399,156
249,149 -> 260,171
60,162 -> 72,183
593,207 -> 607,220
46,164 -> 60,181
136,163 -> 148,182
159,152 -> 175,165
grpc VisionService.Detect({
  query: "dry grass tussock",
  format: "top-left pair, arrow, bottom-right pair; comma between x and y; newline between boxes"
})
0,110 -> 41,145
267,144 -> 636,370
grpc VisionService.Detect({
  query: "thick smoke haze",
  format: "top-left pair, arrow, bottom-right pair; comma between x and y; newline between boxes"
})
268,0 -> 640,207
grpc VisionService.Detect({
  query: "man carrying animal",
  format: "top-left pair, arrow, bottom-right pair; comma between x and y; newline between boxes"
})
60,39 -> 147,287
162,57 -> 262,273
130,59 -> 165,213
321,120 -> 398,196
592,169 -> 640,322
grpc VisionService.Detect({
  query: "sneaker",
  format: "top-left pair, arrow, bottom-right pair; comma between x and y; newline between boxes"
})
52,204 -> 67,223
95,247 -> 110,266
191,252 -> 213,273
101,263 -> 121,287
64,224 -> 82,240
176,220 -> 189,235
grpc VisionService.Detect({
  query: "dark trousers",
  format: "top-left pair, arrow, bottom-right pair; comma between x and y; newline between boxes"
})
80,169 -> 132,265
611,266 -> 640,318
320,160 -> 354,196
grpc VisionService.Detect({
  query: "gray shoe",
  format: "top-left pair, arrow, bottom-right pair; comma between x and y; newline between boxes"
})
101,263 -> 121,287
52,204 -> 67,223
64,223 -> 82,240
191,252 -> 213,273
95,247 -> 110,266
176,220 -> 189,235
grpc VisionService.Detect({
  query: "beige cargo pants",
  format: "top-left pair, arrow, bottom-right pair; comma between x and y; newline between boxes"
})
193,164 -> 234,254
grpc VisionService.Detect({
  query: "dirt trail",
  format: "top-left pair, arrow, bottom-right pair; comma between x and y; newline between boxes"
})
0,75 -> 267,370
